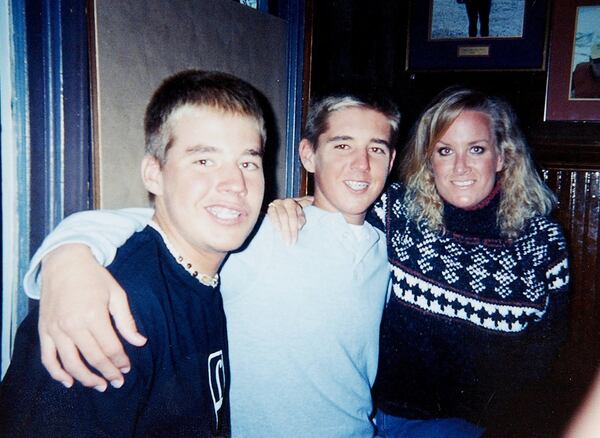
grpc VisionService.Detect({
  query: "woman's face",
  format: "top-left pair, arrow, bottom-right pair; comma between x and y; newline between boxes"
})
431,110 -> 504,209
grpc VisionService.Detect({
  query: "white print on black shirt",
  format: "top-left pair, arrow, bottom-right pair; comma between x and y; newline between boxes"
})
208,350 -> 226,427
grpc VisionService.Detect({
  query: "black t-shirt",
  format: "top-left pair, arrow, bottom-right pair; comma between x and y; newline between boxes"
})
0,226 -> 230,437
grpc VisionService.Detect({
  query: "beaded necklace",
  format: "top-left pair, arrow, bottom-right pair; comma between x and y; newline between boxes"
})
149,221 -> 219,288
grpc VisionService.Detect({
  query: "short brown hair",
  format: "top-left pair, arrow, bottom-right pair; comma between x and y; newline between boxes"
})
144,70 -> 266,165
302,94 -> 401,150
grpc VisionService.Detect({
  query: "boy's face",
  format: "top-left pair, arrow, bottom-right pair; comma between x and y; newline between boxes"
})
300,107 -> 395,225
143,105 -> 264,272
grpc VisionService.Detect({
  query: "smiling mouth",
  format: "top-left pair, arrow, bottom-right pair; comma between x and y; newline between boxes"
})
452,180 -> 475,188
206,206 -> 243,221
344,180 -> 369,191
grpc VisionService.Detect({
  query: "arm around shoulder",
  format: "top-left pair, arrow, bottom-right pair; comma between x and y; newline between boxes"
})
24,207 -> 153,299
30,208 -> 150,389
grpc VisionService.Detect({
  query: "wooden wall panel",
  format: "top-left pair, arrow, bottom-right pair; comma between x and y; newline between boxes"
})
512,166 -> 600,435
543,168 -> 600,380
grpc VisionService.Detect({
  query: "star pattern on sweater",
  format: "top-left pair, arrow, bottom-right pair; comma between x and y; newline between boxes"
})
375,186 -> 570,333
391,266 -> 546,333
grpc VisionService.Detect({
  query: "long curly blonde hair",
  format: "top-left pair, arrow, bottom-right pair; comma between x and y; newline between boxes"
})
401,87 -> 555,238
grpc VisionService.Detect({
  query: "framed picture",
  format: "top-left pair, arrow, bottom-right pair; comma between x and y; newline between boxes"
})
545,0 -> 600,121
407,0 -> 549,71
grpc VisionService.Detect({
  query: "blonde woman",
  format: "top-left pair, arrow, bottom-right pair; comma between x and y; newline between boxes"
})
370,87 -> 569,437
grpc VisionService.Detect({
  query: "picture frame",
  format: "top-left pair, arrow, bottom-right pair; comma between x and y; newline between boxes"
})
545,0 -> 600,121
406,0 -> 549,71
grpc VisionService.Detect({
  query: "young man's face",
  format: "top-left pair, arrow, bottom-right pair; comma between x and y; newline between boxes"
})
300,107 -> 395,225
143,105 -> 264,273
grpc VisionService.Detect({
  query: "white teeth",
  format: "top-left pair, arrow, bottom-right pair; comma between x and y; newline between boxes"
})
207,206 -> 241,220
345,181 -> 369,191
453,180 -> 475,187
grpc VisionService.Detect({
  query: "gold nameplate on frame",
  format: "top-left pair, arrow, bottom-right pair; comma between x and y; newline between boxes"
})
457,46 -> 490,57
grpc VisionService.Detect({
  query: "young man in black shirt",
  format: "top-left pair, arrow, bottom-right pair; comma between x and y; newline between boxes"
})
0,70 -> 266,437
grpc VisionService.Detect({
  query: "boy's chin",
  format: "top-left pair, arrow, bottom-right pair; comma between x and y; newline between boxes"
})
210,234 -> 254,253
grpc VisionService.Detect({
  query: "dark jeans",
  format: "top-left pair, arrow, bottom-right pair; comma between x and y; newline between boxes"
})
375,410 -> 485,438
466,0 -> 491,37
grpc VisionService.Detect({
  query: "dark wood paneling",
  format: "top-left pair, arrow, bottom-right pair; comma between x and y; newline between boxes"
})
512,165 -> 600,436
537,138 -> 600,387
544,167 -> 600,377
534,144 -> 600,170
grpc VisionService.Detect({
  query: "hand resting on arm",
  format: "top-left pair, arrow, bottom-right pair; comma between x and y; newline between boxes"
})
27,208 -> 152,390
39,244 -> 146,391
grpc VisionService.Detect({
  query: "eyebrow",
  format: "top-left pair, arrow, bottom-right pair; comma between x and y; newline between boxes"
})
186,145 -> 218,154
326,135 -> 390,147
185,144 -> 264,157
245,147 -> 264,157
436,138 -> 491,146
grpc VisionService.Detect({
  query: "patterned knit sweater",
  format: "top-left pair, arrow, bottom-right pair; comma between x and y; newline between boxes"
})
369,182 -> 570,425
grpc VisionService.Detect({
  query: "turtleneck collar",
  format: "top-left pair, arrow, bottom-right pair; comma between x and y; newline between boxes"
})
443,181 -> 503,240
